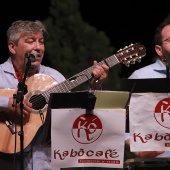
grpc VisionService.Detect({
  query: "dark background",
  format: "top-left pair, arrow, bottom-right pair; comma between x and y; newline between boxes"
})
0,0 -> 169,78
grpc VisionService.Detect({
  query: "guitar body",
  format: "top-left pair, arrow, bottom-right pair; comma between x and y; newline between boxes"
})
0,74 -> 57,154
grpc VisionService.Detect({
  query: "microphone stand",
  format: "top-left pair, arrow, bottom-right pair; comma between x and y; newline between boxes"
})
15,58 -> 32,170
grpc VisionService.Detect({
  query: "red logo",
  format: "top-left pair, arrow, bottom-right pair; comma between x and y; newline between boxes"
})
72,114 -> 103,144
154,98 -> 170,129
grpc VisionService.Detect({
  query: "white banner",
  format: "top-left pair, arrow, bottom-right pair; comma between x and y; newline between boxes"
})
129,93 -> 170,152
51,108 -> 125,169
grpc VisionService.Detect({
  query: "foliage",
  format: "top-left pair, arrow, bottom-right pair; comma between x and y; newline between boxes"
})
42,0 -> 122,91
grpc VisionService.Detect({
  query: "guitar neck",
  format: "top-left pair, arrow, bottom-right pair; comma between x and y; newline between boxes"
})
42,43 -> 146,101
58,54 -> 119,90
43,54 -> 119,100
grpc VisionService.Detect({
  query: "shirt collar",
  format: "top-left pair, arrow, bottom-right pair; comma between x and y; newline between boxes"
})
153,58 -> 166,75
1,57 -> 40,80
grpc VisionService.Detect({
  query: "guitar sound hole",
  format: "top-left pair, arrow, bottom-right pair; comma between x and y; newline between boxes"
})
29,94 -> 47,110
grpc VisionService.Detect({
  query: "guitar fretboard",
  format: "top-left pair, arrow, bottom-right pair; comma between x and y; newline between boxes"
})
42,54 -> 119,101
41,43 -> 146,102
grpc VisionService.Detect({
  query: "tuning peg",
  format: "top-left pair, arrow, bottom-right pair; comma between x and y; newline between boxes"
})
125,63 -> 130,67
117,48 -> 122,52
136,56 -> 142,62
130,60 -> 136,64
124,61 -> 130,67
136,59 -> 141,62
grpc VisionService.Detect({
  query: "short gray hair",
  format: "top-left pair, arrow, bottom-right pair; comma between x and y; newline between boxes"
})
7,20 -> 47,44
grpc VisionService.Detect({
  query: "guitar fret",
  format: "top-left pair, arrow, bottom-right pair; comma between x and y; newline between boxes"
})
43,92 -> 50,102
61,81 -> 69,92
75,76 -> 88,86
61,81 -> 75,92
106,55 -> 119,68
54,83 -> 64,92
48,88 -> 55,94
76,68 -> 92,80
57,82 -> 67,92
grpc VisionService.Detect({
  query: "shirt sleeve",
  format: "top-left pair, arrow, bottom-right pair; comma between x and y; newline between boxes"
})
0,96 -> 9,108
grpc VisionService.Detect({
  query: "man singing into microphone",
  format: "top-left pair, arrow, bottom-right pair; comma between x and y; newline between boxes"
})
0,20 -> 109,170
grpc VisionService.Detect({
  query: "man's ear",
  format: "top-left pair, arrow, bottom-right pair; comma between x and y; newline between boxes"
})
8,41 -> 16,54
155,45 -> 163,58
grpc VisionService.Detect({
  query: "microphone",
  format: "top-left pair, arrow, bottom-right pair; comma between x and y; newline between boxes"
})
25,53 -> 38,62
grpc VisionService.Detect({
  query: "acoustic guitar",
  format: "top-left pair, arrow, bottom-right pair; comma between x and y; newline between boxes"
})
0,43 -> 146,154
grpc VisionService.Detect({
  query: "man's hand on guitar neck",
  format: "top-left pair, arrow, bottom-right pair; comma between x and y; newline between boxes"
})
8,97 -> 32,118
90,60 -> 109,90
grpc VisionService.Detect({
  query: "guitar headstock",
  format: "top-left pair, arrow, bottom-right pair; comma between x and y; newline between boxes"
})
116,43 -> 146,67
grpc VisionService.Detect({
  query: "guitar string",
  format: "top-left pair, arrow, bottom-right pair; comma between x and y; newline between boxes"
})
28,57 -> 117,110
27,44 -> 145,110
29,68 -> 93,109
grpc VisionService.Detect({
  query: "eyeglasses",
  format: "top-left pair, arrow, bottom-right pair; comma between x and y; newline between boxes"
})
162,36 -> 170,43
